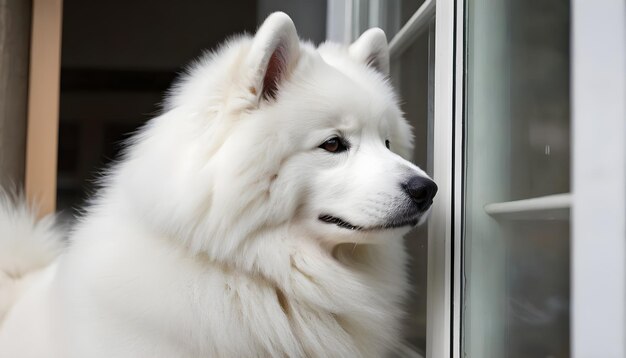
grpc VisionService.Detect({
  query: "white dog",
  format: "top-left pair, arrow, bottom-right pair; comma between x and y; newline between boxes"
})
0,12 -> 436,357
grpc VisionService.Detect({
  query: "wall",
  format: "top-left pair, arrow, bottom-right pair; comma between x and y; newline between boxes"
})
0,0 -> 30,188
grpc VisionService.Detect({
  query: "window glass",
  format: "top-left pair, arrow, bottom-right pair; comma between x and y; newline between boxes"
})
463,0 -> 571,357
352,0 -> 427,41
391,28 -> 433,355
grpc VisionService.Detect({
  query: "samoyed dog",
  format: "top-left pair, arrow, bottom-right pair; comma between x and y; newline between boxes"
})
0,12 -> 436,357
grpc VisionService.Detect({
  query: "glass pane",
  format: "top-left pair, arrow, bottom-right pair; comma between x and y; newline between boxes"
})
386,0 -> 427,39
390,27 -> 433,355
463,0 -> 570,357
352,0 -> 427,41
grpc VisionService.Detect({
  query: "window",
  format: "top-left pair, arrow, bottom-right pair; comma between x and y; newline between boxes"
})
333,0 -> 625,357
463,1 -> 570,356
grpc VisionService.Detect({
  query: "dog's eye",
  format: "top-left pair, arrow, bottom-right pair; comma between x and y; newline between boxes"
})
319,137 -> 347,153
385,140 -> 390,149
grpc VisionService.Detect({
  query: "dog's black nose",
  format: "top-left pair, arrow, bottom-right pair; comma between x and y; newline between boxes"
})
403,176 -> 438,211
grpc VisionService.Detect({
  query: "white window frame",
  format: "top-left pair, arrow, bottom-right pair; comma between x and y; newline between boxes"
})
427,0 -> 456,357
571,1 -> 626,357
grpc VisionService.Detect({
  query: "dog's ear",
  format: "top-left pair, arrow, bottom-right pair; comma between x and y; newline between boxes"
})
349,28 -> 390,76
246,12 -> 300,101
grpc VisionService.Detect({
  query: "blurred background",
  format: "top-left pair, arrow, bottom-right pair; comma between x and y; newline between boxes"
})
56,0 -> 327,211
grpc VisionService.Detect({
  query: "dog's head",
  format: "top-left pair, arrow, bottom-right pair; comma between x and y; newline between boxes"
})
119,12 -> 436,253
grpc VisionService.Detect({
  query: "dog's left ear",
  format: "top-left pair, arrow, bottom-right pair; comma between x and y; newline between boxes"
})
349,28 -> 390,76
246,12 -> 300,101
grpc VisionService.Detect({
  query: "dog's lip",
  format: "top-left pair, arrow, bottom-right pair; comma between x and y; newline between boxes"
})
318,214 -> 419,232
319,214 -> 364,231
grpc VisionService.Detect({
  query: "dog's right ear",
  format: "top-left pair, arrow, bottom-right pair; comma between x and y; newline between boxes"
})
349,28 -> 390,76
246,12 -> 300,102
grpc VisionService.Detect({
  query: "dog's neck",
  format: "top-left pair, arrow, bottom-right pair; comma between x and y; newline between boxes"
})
183,225 -> 411,356
85,199 -> 412,357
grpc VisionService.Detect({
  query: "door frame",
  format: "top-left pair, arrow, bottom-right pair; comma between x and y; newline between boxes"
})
24,0 -> 63,218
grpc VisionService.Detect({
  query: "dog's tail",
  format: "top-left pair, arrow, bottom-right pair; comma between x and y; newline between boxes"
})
0,191 -> 64,323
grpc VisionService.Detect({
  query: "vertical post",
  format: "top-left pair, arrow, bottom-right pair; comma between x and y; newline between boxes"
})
451,0 -> 465,355
572,1 -> 626,357
426,0 -> 454,357
24,0 -> 63,217
426,21 -> 435,177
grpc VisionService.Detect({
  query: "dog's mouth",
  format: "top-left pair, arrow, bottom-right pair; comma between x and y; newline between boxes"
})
318,214 -> 419,231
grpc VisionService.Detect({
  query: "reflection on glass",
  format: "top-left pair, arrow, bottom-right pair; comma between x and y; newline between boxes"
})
356,0 -> 427,40
463,0 -> 570,357
508,1 -> 570,200
504,222 -> 570,357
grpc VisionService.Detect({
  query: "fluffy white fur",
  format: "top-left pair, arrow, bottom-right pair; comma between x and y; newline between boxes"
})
0,13 -> 430,357
0,192 -> 64,324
